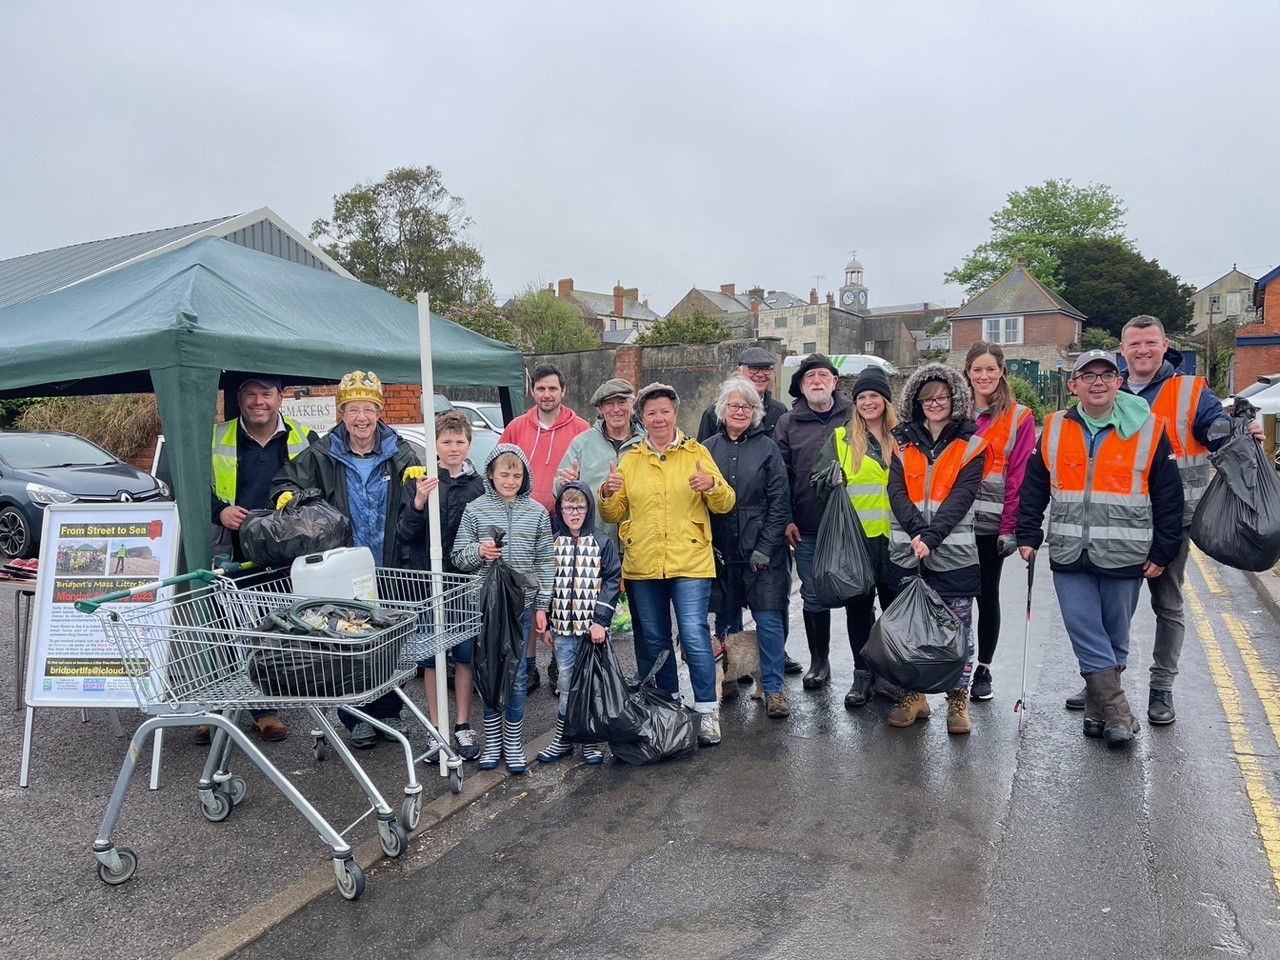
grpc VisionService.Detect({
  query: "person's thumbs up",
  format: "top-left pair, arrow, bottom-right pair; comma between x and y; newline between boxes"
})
690,459 -> 715,493
603,460 -> 624,497
560,458 -> 580,486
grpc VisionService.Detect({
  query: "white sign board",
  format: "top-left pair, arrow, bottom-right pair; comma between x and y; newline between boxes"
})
25,502 -> 181,709
281,395 -> 337,434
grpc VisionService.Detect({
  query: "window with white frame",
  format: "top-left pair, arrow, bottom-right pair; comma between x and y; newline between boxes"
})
984,315 -> 1023,345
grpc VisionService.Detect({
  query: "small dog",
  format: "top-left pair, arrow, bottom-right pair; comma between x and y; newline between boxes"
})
715,630 -> 763,703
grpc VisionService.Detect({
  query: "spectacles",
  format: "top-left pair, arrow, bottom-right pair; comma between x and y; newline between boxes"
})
725,403 -> 754,413
745,365 -> 773,373
562,505 -> 588,514
1074,370 -> 1120,384
920,396 -> 951,408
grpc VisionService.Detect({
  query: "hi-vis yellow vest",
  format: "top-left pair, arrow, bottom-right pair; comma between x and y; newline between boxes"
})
212,417 -> 311,504
834,426 -> 897,538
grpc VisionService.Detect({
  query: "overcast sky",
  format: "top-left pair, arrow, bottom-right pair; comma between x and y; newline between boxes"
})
2,1 -> 1276,314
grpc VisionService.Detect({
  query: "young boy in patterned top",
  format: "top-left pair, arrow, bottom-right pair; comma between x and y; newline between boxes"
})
535,481 -> 622,765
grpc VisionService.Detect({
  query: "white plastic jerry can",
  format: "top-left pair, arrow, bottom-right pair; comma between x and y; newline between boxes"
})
290,546 -> 378,601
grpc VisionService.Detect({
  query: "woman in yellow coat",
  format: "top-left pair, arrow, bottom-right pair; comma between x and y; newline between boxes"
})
599,382 -> 735,746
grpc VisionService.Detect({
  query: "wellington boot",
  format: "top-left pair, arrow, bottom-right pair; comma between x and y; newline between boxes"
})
801,611 -> 832,690
945,688 -> 971,735
888,691 -> 931,728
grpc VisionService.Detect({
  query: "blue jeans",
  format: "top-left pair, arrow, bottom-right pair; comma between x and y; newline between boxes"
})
1053,571 -> 1143,675
552,632 -> 596,714
483,608 -> 531,724
793,534 -> 826,613
628,578 -> 717,712
753,608 -> 786,696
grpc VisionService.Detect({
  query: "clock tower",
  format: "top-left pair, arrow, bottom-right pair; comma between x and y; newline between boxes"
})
838,249 -> 869,316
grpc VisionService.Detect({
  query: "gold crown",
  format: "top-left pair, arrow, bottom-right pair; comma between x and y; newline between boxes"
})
337,370 -> 384,409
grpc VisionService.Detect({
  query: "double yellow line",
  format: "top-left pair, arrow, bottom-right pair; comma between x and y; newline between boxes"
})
1189,549 -> 1280,897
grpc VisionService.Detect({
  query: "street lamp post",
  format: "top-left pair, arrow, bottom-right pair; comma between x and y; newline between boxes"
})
1208,294 -> 1221,388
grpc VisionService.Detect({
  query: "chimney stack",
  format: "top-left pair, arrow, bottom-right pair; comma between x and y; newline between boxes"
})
557,278 -> 574,298
809,288 -> 819,306
613,282 -> 625,318
720,283 -> 736,297
826,292 -> 834,305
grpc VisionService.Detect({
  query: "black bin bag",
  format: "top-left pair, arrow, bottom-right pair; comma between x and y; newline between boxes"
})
811,462 -> 876,607
1190,401 -> 1280,572
863,577 -> 967,694
473,528 -> 536,713
608,652 -> 699,766
239,488 -> 352,566
563,638 -> 646,744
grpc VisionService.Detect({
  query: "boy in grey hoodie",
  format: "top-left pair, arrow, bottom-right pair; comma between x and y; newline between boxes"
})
452,443 -> 554,774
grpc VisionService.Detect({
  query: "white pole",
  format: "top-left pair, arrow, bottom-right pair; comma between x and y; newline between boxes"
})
416,293 -> 449,776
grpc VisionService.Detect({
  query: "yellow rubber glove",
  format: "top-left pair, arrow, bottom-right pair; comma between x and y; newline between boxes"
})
275,491 -> 294,510
403,465 -> 427,483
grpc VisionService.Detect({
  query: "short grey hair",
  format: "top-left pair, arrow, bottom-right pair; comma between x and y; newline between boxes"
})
714,377 -> 764,428
1122,314 -> 1166,338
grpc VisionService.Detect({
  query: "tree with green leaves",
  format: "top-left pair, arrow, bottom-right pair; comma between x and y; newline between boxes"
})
1058,238 -> 1195,340
310,165 -> 492,311
945,179 -> 1131,295
635,309 -> 732,346
1080,327 -> 1120,351
508,285 -> 601,353
443,300 -> 525,350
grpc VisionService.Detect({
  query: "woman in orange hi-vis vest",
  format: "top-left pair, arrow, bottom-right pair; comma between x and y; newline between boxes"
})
886,363 -> 989,736
965,343 -> 1036,703
1016,350 -> 1183,748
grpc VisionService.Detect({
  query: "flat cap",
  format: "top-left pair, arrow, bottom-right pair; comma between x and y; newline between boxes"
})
590,377 -> 635,406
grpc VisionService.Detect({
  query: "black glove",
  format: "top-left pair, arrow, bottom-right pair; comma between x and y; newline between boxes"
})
997,535 -> 1017,558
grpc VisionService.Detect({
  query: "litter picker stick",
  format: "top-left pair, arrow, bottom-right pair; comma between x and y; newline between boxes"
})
1013,551 -> 1036,731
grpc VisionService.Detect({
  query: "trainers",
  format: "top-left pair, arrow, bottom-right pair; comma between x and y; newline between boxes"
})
350,721 -> 377,749
784,654 -> 803,676
454,726 -> 480,761
583,744 -> 605,765
379,717 -> 406,741
765,692 -> 790,719
421,735 -> 442,763
888,691 -> 931,728
970,666 -> 994,702
697,710 -> 722,746
253,715 -> 288,742
526,663 -> 541,694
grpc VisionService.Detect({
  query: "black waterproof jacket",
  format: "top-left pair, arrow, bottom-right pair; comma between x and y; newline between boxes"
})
703,424 -> 793,612
772,391 -> 853,535
395,461 -> 485,573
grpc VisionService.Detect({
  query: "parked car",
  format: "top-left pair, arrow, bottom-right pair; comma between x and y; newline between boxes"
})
0,431 -> 172,559
450,400 -> 506,432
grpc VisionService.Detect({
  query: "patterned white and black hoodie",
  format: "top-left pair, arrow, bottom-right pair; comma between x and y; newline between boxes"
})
549,481 -> 622,637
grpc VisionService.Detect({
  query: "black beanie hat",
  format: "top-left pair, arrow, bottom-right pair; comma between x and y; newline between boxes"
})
851,366 -> 892,404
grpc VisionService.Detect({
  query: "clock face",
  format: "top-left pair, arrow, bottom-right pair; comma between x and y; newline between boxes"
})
858,290 -> 868,307
841,290 -> 856,306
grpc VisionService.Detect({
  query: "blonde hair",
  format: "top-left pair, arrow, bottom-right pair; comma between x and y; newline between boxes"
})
845,394 -> 899,472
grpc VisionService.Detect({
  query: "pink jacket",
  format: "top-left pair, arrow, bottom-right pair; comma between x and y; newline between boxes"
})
975,407 -> 1037,536
498,405 -> 590,512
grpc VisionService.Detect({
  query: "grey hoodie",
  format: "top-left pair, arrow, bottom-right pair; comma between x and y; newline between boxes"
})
451,442 -> 554,610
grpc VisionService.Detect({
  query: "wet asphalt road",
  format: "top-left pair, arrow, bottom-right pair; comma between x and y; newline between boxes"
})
5,548 -> 1280,959
234,549 -> 1280,960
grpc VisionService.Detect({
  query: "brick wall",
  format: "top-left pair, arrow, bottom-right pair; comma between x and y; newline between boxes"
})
1235,281 -> 1280,388
953,312 -> 1078,353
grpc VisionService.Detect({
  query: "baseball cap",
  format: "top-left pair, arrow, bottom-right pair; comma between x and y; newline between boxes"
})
1070,350 -> 1120,377
239,375 -> 282,392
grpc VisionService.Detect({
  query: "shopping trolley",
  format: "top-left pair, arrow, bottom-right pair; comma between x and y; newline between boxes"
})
221,566 -> 482,814
76,570 -> 423,900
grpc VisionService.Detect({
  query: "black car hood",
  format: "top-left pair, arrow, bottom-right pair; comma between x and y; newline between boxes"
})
17,463 -> 164,499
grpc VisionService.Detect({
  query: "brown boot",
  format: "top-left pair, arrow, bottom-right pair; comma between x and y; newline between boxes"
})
1081,677 -> 1104,739
946,688 -> 971,735
888,691 -> 931,727
1086,668 -> 1137,748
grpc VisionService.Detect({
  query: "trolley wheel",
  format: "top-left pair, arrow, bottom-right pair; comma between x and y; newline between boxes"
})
312,737 -> 327,762
401,795 -> 422,832
97,847 -> 138,886
379,821 -> 408,859
449,767 -> 464,794
227,776 -> 248,807
201,790 -> 233,823
336,860 -> 365,901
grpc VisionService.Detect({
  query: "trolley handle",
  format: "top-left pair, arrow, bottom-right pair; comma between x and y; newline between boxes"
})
73,561 -> 257,614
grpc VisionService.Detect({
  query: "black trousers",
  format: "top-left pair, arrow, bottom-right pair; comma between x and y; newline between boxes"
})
975,533 -> 1005,665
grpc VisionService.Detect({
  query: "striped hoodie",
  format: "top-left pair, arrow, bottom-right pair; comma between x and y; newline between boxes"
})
451,443 -> 554,610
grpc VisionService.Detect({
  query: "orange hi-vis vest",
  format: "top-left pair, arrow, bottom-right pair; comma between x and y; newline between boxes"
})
1147,375 -> 1210,524
1041,411 -> 1162,568
888,433 -> 987,574
973,403 -> 1032,535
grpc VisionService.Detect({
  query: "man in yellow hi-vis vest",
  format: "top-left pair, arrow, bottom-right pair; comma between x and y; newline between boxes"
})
205,374 -> 318,744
